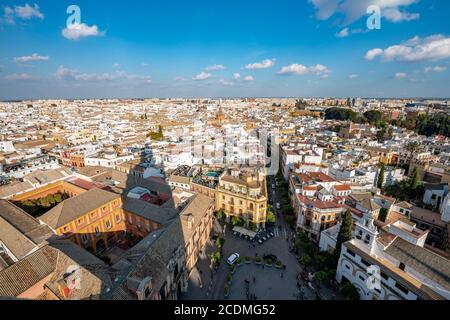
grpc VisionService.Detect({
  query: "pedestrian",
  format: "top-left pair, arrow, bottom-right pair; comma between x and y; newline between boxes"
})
253,277 -> 256,283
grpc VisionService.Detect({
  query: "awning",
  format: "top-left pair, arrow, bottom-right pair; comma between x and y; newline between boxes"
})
232,226 -> 257,238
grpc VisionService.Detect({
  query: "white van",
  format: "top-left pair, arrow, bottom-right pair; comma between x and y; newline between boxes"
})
227,253 -> 240,266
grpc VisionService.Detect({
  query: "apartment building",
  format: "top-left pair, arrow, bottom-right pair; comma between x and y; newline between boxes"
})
336,210 -> 449,300
216,167 -> 268,228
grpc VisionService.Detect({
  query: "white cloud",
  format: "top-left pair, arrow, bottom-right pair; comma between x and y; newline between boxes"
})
348,74 -> 359,79
219,79 -> 234,86
365,35 -> 450,62
395,72 -> 407,79
14,53 -> 49,64
1,3 -> 44,24
62,23 -> 104,40
2,6 -> 15,24
309,0 -> 420,25
245,59 -> 275,70
55,65 -> 151,84
233,73 -> 241,80
243,75 -> 254,81
4,73 -> 35,81
337,28 -> 350,38
424,66 -> 447,73
174,76 -> 186,82
112,63 -> 120,68
15,3 -> 44,20
278,63 -> 331,76
193,72 -> 212,81
383,7 -> 420,22
365,48 -> 384,61
205,64 -> 225,71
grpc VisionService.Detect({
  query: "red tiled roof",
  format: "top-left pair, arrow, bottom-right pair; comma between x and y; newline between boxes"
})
69,179 -> 100,191
334,184 -> 351,191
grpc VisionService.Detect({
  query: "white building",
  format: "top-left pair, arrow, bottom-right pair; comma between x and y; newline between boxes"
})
335,209 -> 449,300
440,193 -> 450,223
0,141 -> 15,153
85,151 -> 134,168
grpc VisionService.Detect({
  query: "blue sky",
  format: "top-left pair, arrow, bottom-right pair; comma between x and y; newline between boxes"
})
0,0 -> 449,99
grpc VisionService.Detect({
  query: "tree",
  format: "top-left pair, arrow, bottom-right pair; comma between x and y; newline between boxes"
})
211,252 -> 221,267
215,237 -> 225,251
363,110 -> 383,126
378,207 -> 388,223
333,210 -> 353,266
314,271 -> 328,287
376,125 -> 387,142
216,210 -> 226,222
410,166 -> 421,191
377,164 -> 385,190
324,107 -> 357,122
231,216 -> 244,226
266,211 -> 276,225
340,282 -> 360,300
299,254 -> 313,268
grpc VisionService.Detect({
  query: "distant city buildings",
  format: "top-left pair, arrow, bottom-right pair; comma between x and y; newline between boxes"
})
0,97 -> 449,300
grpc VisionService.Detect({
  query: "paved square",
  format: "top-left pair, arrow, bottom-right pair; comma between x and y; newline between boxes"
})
228,263 -> 299,300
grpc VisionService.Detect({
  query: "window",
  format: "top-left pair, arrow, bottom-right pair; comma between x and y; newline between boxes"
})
105,220 -> 112,230
78,218 -> 84,225
129,216 -> 133,225
395,282 -> 409,295
345,264 -> 351,270
94,226 -> 101,236
116,215 -> 121,223
399,262 -> 406,271
81,234 -> 89,243
361,259 -> 370,267
346,249 -> 356,257
146,223 -> 151,232
381,272 -> 388,280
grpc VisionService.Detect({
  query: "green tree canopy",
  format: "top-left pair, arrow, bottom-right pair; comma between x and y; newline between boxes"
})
333,210 -> 353,266
363,110 -> 383,126
325,108 -> 357,122
377,164 -> 385,189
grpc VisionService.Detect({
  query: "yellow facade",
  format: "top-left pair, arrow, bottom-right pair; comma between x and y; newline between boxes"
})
55,197 -> 125,254
216,172 -> 267,227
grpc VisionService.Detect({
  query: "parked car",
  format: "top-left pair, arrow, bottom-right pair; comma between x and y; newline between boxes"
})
227,253 -> 240,266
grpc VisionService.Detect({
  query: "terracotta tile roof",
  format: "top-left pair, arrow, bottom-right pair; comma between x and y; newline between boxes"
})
333,184 -> 351,191
39,188 -> 120,229
0,245 -> 57,298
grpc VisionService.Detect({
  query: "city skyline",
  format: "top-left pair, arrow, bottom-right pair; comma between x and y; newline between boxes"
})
1,0 -> 450,100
